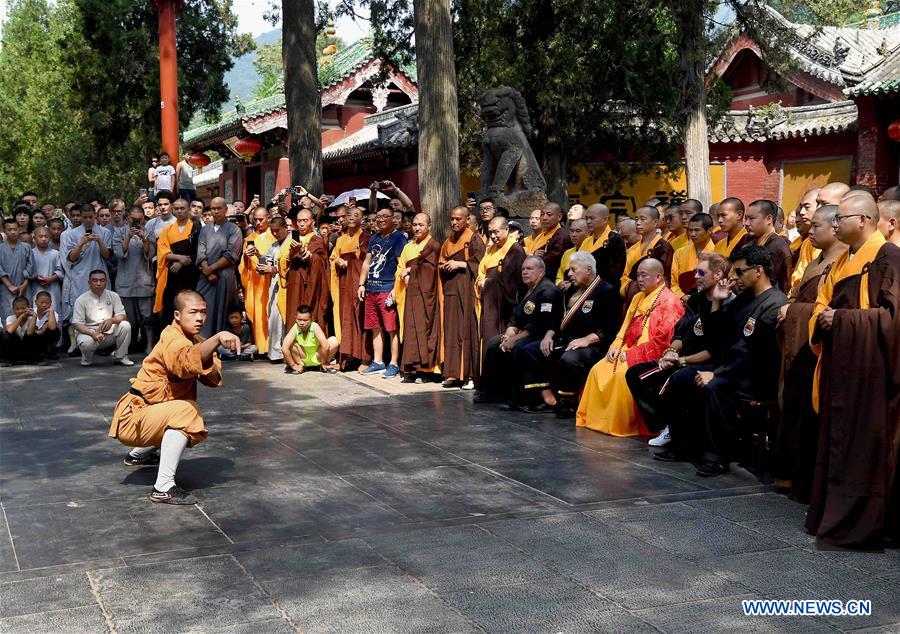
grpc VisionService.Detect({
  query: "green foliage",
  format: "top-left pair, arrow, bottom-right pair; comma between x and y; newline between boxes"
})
252,31 -> 348,98
0,0 -> 251,206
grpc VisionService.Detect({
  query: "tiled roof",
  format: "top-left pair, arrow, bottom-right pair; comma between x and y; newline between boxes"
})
323,104 -> 418,162
844,45 -> 900,96
709,100 -> 858,143
184,37 -> 417,147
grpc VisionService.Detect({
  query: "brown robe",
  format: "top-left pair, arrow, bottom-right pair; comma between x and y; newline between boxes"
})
440,231 -> 485,381
806,244 -> 900,550
335,234 -> 372,366
284,235 -> 331,335
774,272 -> 823,502
109,323 -> 221,448
541,226 -> 573,281
400,237 -> 442,372
480,242 -> 526,343
738,232 -> 793,294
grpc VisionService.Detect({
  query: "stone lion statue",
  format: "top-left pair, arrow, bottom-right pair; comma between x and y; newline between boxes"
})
477,86 -> 547,207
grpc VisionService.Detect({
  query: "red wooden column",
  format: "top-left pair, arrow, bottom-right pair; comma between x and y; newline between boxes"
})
153,0 -> 183,158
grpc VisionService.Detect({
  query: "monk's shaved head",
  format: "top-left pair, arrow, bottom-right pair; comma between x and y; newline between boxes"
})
296,208 -> 314,221
879,185 -> 899,202
638,257 -> 664,276
211,197 -> 226,207
585,203 -> 610,219
269,216 -> 287,228
681,199 -> 703,214
801,188 -> 820,205
570,218 -> 588,232
174,290 -> 205,311
839,191 -> 878,224
488,216 -> 508,230
637,205 -> 660,221
879,199 -> 900,221
413,212 -> 430,226
813,204 -> 838,225
817,183 -> 850,206
450,206 -> 468,218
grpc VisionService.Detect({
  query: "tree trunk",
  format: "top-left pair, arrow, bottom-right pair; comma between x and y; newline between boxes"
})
282,0 -> 322,196
413,0 -> 459,242
676,0 -> 711,211
540,131 -> 568,209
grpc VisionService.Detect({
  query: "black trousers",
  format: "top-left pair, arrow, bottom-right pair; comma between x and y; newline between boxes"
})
1,330 -> 56,362
625,362 -> 716,435
478,334 -> 539,399
514,339 -> 604,397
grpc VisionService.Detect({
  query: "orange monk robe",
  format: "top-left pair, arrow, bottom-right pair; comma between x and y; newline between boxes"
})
665,230 -> 690,252
277,232 -> 330,331
395,235 -> 442,373
109,323 -> 221,448
714,228 -> 748,258
238,229 -> 276,353
670,239 -> 715,298
620,233 -> 671,297
330,228 -> 371,363
576,285 -> 684,437
153,220 -> 193,314
808,230 -> 886,412
523,231 -> 542,255
579,225 -> 610,253
789,236 -> 821,289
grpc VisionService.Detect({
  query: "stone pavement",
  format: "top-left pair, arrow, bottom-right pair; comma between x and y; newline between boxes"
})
0,357 -> 898,633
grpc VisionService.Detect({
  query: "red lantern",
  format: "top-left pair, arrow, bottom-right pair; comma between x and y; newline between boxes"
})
187,152 -> 211,168
888,120 -> 900,142
233,136 -> 263,161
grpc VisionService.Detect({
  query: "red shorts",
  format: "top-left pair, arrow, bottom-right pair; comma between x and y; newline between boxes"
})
364,291 -> 399,332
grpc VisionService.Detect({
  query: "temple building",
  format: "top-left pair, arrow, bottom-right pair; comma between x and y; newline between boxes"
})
185,4 -> 900,214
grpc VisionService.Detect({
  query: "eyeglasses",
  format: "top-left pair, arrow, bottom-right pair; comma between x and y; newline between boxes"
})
695,269 -> 706,277
832,213 -> 868,225
732,266 -> 758,277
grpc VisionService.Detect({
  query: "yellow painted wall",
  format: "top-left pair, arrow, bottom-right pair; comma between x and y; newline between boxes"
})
780,157 -> 852,214
462,163 -> 726,219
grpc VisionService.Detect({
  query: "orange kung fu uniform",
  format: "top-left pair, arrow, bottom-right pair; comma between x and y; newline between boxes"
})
714,228 -> 747,258
670,239 -> 716,298
109,323 -> 222,448
789,236 -> 821,290
576,285 -> 684,436
330,228 -> 371,364
238,229 -> 277,353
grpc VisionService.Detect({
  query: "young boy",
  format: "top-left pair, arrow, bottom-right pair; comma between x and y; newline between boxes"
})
30,290 -> 59,359
29,227 -> 63,318
217,308 -> 257,361
281,304 -> 338,374
2,294 -> 56,363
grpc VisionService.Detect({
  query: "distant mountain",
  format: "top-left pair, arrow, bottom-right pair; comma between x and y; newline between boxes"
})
223,28 -> 282,107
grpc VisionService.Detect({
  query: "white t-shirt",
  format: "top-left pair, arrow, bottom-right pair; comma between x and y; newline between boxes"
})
154,165 -> 176,192
5,315 -> 26,338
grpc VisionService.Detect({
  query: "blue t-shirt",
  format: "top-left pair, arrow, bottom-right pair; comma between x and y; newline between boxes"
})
365,230 -> 408,292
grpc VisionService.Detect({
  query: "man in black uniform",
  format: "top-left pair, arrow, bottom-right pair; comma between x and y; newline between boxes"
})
475,255 -> 564,405
626,252 -> 731,450
514,251 -> 621,416
665,245 -> 788,476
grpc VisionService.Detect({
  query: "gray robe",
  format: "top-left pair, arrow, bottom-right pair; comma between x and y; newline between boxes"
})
114,231 -> 154,298
60,225 -> 112,322
196,221 -> 243,337
0,242 -> 34,321
28,247 -> 64,314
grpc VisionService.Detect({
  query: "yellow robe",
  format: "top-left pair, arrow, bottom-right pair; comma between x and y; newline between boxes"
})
789,236 -> 821,289
555,246 -> 578,284
714,229 -> 747,257
576,285 -> 677,436
808,230 -> 886,411
526,224 -> 561,254
153,220 -> 194,314
620,233 -> 662,296
329,228 -> 365,343
670,239 -> 715,298
665,230 -> 690,252
523,230 -> 543,255
238,229 -> 276,353
580,225 -> 611,253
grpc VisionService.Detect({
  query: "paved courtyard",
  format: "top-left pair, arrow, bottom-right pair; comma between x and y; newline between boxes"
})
0,358 -> 898,633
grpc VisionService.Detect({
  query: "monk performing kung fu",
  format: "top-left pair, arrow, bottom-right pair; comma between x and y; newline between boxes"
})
110,290 -> 241,505
806,192 -> 900,551
330,207 -> 371,369
773,204 -> 846,503
440,206 -> 485,389
394,213 -> 442,381
281,208 -> 330,335
620,207 -> 674,305
477,216 -> 525,343
577,258 -> 684,436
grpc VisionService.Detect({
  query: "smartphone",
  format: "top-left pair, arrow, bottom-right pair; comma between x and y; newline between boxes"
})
139,188 -> 148,197
467,191 -> 477,201
131,221 -> 141,230
291,229 -> 300,242
85,227 -> 93,234
246,240 -> 255,248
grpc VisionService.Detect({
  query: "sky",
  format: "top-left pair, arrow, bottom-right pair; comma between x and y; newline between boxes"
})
0,0 -> 370,43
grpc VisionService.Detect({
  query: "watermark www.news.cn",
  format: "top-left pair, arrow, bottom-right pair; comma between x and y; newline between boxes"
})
742,599 -> 872,617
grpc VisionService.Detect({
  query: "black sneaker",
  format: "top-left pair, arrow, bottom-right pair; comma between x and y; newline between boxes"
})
401,374 -> 417,383
149,485 -> 196,505
124,451 -> 160,467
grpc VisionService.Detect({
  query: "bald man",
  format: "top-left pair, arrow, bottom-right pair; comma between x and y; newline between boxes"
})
477,216 -> 525,345
617,217 -> 639,247
196,197 -> 243,337
789,189 -> 822,288
816,182 -> 850,207
394,212 -> 442,380
620,206 -> 674,303
877,199 -> 900,247
878,185 -> 899,202
713,198 -> 747,257
440,206 -> 485,388
239,206 -> 277,354
774,204 -> 846,502
281,208 -> 331,341
330,206 -> 372,369
581,204 -> 626,284
806,192 -> 900,550
577,257 -> 684,436
741,199 -> 792,293
110,290 -> 241,504
530,202 -> 573,280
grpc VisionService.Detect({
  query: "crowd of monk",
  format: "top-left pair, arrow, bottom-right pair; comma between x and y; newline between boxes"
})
2,180 -> 898,549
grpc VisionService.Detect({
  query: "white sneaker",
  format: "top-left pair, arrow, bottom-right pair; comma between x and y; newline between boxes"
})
648,426 -> 671,447
80,358 -> 91,367
460,380 -> 475,390
118,356 -> 135,367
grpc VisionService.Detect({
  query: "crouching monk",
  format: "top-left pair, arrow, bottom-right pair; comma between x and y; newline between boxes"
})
109,289 -> 240,504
